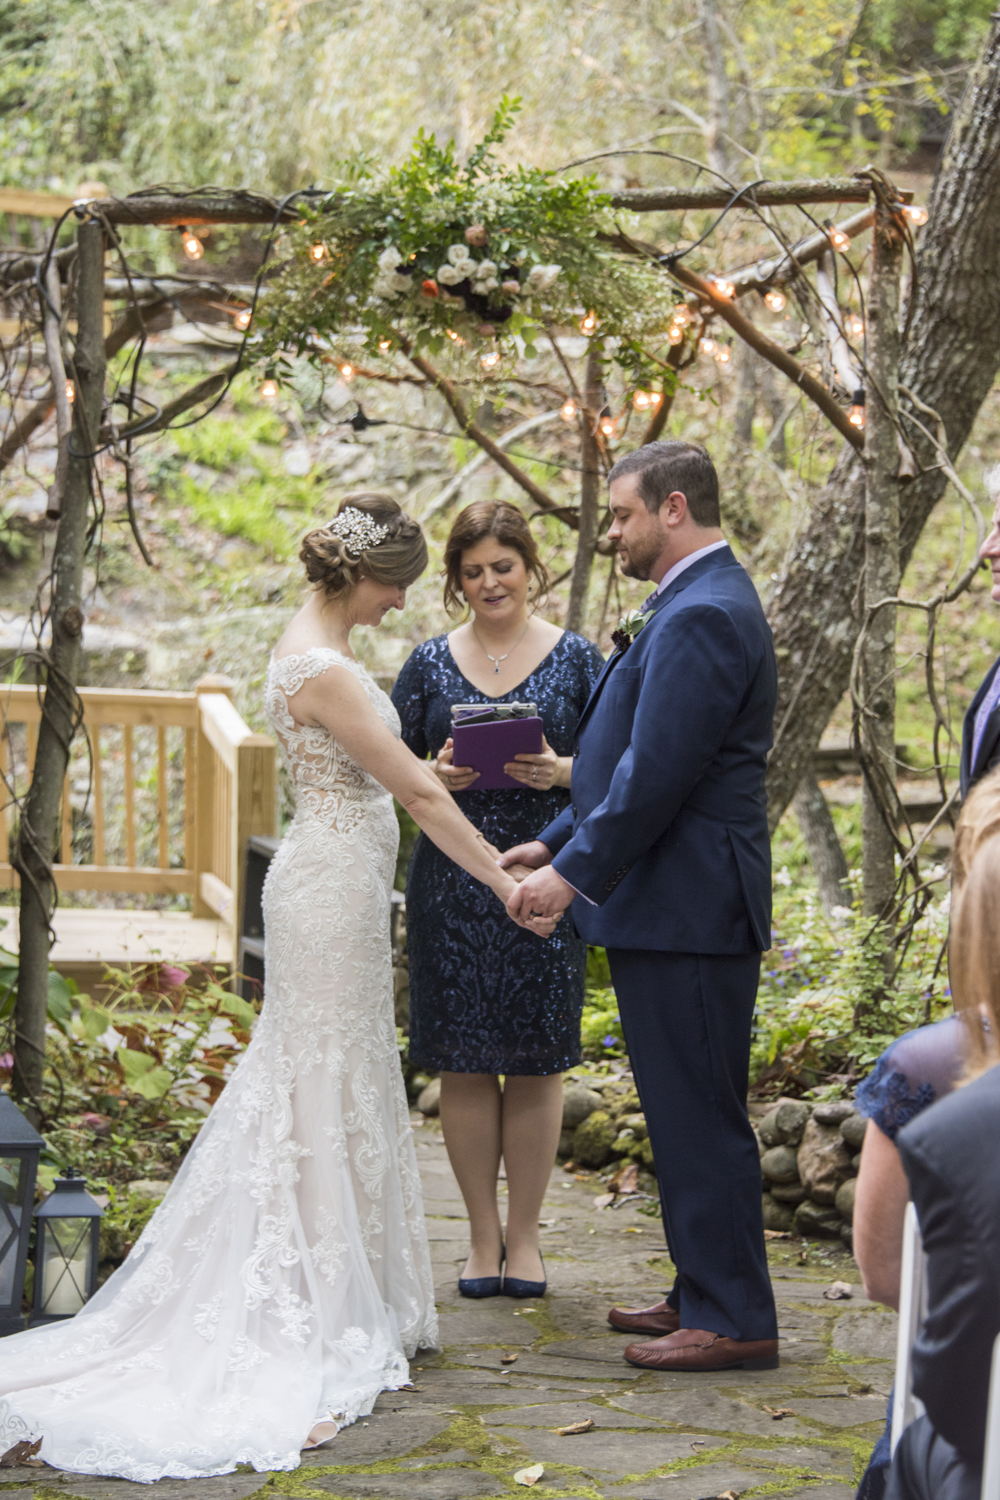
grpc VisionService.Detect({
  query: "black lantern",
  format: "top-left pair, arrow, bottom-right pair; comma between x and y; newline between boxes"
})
31,1167 -> 102,1324
0,1093 -> 42,1336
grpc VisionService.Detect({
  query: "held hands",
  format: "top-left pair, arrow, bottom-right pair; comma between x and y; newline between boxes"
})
503,733 -> 562,791
434,736 -> 479,792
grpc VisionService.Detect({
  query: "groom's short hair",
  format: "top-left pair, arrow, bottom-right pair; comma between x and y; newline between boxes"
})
608,441 -> 720,527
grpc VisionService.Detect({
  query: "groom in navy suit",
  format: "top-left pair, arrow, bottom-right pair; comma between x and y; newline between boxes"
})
503,440 -> 779,1372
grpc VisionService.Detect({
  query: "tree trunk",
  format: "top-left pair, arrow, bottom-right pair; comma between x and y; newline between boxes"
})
859,198 -> 903,925
698,0 -> 732,179
566,349 -> 603,634
765,20 -> 1000,831
13,219 -> 105,1119
792,772 -> 850,916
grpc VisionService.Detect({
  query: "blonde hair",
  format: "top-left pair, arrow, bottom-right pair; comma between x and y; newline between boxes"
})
299,492 -> 427,599
949,833 -> 1000,1077
952,766 -> 1000,894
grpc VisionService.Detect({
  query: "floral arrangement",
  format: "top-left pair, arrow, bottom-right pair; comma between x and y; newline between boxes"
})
256,98 -> 677,375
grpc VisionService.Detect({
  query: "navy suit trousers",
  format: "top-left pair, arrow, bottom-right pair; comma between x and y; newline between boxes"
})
885,1416 -> 981,1500
606,947 -> 777,1343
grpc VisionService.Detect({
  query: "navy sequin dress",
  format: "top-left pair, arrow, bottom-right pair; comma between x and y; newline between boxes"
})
392,630 -> 605,1076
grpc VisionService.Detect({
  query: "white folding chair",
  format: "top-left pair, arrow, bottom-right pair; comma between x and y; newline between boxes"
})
981,1333 -> 1000,1500
891,1201 -> 928,1455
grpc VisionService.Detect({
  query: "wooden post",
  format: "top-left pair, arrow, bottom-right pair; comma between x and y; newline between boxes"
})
193,674 -> 234,919
234,735 -> 277,939
13,215 -> 106,1118
860,198 -> 904,929
565,347 -> 604,634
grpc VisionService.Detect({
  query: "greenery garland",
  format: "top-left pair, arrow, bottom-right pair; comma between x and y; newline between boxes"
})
257,99 -> 679,379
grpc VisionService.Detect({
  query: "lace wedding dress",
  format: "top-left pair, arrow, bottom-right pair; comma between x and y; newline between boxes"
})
0,647 -> 438,1482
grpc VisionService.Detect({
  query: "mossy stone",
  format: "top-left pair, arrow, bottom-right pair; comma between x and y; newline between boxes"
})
760,1144 -> 800,1184
572,1109 -> 617,1167
840,1112 -> 868,1151
794,1198 -> 843,1239
762,1193 -> 794,1232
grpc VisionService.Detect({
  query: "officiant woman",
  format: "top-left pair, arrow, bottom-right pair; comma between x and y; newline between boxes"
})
392,500 -> 603,1298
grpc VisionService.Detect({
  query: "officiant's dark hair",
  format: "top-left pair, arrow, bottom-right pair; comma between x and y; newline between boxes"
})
609,441 -> 720,527
443,500 -> 549,617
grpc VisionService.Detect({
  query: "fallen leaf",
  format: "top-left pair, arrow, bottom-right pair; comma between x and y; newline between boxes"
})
23,1459 -> 46,1469
763,1230 -> 790,1240
717,1490 -> 741,1498
823,1280 -> 854,1301
514,1462 -> 545,1486
400,1383 -> 422,1391
500,1352 -> 518,1365
609,1161 -> 639,1195
763,1405 -> 795,1420
0,1439 -> 41,1467
555,1419 -> 595,1435
592,1193 -> 615,1210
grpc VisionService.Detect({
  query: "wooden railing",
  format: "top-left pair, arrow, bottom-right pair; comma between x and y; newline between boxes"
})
0,673 -> 276,934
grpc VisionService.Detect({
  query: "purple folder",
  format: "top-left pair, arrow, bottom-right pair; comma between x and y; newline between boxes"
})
451,716 -> 544,790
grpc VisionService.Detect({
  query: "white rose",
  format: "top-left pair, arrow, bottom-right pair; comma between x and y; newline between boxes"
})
474,275 -> 499,292
437,265 -> 461,285
477,259 -> 498,277
377,246 -> 402,272
388,271 -> 413,292
447,244 -> 469,266
454,258 -> 477,279
373,276 -> 400,300
526,263 -> 561,292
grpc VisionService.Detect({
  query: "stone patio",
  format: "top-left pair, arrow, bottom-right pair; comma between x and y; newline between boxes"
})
4,1116 -> 893,1500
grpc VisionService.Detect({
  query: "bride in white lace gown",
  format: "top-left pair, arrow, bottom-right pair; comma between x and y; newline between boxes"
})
0,496 -> 552,1483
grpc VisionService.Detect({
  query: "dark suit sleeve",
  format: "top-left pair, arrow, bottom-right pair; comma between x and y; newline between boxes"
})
901,1128 -> 995,1464
551,602 -> 749,904
536,804 -> 574,856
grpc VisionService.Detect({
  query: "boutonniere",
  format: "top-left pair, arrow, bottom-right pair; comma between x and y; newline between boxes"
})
610,607 -> 654,656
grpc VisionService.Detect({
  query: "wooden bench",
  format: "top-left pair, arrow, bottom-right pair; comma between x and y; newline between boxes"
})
0,674 -> 277,992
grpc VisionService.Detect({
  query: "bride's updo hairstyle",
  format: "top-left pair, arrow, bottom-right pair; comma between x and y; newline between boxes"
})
442,499 -> 549,617
300,492 -> 428,599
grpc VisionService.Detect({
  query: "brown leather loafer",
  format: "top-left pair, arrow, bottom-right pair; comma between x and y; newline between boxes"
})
608,1298 -> 681,1336
623,1327 -> 779,1372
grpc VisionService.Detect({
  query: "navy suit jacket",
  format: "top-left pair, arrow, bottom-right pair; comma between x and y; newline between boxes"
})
960,654 -> 1000,797
898,1061 -> 1000,1466
538,545 -> 776,953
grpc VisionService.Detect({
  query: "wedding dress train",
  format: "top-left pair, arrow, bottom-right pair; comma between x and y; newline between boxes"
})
0,648 -> 438,1481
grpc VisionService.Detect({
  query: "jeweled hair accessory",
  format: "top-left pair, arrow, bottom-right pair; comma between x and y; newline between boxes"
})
327,506 -> 391,557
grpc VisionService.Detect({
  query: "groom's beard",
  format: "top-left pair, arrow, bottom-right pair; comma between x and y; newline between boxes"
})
618,533 -> 662,580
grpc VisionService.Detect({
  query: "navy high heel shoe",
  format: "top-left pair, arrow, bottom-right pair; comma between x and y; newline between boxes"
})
459,1247 -> 505,1299
501,1254 -> 546,1299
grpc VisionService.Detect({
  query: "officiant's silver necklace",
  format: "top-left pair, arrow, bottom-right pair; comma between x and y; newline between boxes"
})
472,621 -> 531,675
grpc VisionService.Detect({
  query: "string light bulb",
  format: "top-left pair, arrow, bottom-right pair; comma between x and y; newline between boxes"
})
309,242 -> 327,262
180,226 -> 204,261
261,368 -> 279,401
233,309 -> 252,331
848,389 -> 866,429
65,379 -> 75,404
699,337 -> 716,355
600,418 -> 616,437
764,288 -> 786,312
579,311 -> 599,335
846,312 -> 865,338
825,221 -> 850,253
671,304 -> 691,326
904,205 -> 929,226
481,351 -> 500,370
633,391 -> 651,409
340,364 -> 354,381
560,400 -> 576,422
378,338 -> 392,350
712,276 -> 736,299
446,329 -> 466,345
716,345 -> 731,364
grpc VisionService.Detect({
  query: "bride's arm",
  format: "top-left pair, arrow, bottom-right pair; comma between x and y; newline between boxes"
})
288,663 -> 544,917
